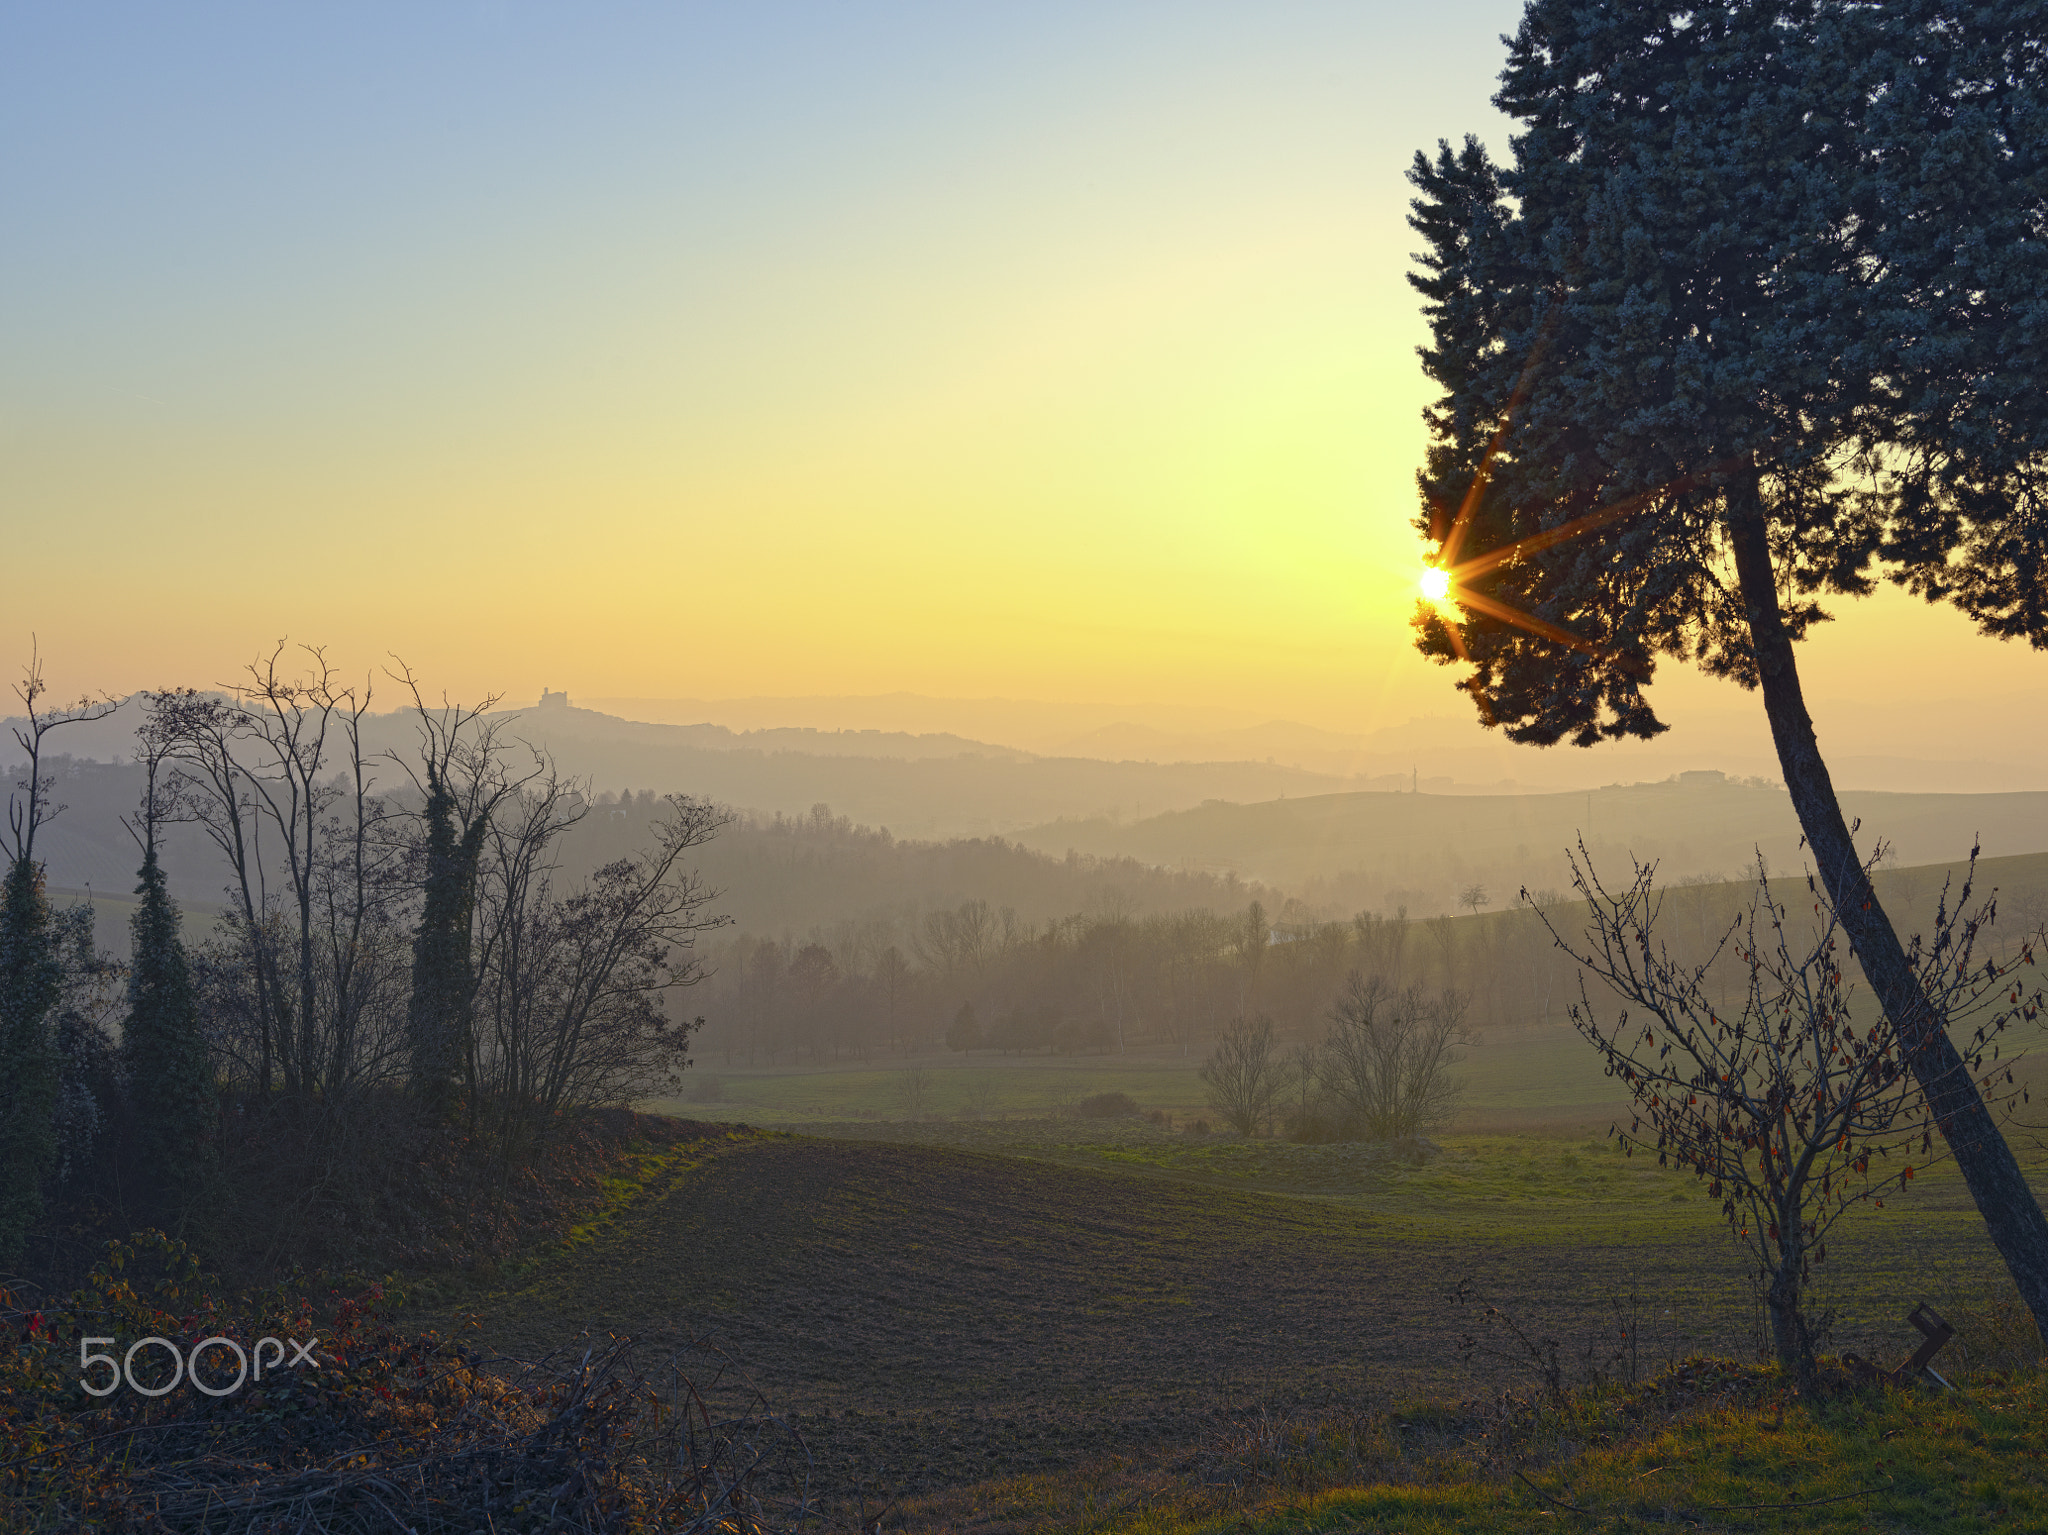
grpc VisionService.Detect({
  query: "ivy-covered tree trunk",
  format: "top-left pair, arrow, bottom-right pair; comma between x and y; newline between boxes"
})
407,772 -> 482,1117
1729,493 -> 2048,1331
0,856 -> 61,1263
123,845 -> 212,1210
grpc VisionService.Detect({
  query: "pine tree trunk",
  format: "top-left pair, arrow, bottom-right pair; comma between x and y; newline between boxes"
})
1728,485 -> 2048,1334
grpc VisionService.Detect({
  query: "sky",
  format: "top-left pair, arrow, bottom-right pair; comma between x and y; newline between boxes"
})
5,1 -> 2044,783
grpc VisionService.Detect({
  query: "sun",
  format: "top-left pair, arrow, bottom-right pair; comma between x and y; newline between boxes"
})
1419,566 -> 1451,603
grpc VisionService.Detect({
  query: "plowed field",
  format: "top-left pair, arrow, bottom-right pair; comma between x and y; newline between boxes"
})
440,1132 -> 2019,1503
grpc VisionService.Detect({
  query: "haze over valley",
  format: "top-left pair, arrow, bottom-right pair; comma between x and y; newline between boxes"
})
10,2 -> 2048,1527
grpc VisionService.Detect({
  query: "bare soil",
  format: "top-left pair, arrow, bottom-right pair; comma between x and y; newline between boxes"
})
443,1135 -> 1779,1503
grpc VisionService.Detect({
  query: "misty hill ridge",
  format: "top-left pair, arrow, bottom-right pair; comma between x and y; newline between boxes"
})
1014,775 -> 2048,915
508,702 -> 1037,763
1,697 -> 1361,840
13,698 -> 2048,864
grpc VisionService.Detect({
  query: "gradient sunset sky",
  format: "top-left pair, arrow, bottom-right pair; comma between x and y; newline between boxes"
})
5,2 -> 2042,778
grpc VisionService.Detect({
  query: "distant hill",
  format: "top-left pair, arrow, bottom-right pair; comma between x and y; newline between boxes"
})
577,693 -> 2048,794
3,697 -> 1366,840
13,754 -> 1277,929
13,697 -> 2048,879
1012,774 -> 2048,916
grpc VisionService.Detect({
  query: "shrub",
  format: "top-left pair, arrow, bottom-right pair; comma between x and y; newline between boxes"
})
0,1231 -> 810,1533
1075,1091 -> 1139,1120
1284,1102 -> 1347,1144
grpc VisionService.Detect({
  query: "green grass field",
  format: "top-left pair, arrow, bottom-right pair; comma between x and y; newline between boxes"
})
553,974 -> 2048,1529
654,1019 -> 1628,1131
424,1102 -> 2045,1528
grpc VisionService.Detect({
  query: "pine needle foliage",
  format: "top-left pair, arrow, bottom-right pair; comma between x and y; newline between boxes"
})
122,845 -> 213,1210
1409,0 -> 2048,1340
0,857 -> 60,1264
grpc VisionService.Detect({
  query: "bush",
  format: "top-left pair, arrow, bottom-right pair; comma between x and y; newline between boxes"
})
1284,1102 -> 1348,1144
0,1231 -> 811,1533
1075,1091 -> 1139,1120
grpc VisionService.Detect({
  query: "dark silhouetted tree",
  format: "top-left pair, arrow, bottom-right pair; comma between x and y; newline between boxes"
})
122,695 -> 212,1208
1410,0 -> 2048,1329
0,653 -> 118,1259
391,673 -> 533,1118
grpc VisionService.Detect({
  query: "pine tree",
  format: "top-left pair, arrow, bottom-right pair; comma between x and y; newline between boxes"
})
1409,0 -> 2048,1329
123,844 -> 212,1206
0,856 -> 61,1262
406,767 -> 484,1116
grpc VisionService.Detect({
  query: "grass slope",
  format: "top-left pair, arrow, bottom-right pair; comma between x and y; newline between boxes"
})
431,1127 -> 2036,1511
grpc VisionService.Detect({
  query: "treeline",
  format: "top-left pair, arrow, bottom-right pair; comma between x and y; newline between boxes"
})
690,885 -> 1594,1066
685,838 -> 2048,1068
0,649 -> 726,1267
564,797 -> 1284,934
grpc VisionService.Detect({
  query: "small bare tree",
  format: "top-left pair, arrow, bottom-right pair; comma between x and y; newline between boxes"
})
1547,849 -> 2038,1389
474,794 -> 730,1148
1315,972 -> 1470,1140
896,1065 -> 931,1122
1200,1013 -> 1282,1136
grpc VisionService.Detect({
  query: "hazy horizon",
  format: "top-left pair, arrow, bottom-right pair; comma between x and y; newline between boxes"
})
9,1 -> 2047,789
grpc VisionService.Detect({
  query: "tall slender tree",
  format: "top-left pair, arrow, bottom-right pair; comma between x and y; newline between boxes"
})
0,844 -> 62,1264
0,653 -> 118,1260
123,695 -> 212,1207
1409,0 -> 2048,1327
391,674 -> 526,1118
406,765 -> 480,1115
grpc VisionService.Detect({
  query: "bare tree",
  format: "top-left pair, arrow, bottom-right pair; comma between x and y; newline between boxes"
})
1353,909 -> 1410,983
1087,913 -> 1137,1055
896,1065 -> 932,1122
474,795 -> 729,1146
1315,972 -> 1471,1140
1424,914 -> 1457,990
914,899 -> 994,977
158,647 -> 408,1099
1547,850 -> 2038,1389
1200,1013 -> 1282,1136
1233,901 -> 1268,1006
5,647 -> 121,872
872,944 -> 914,1053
